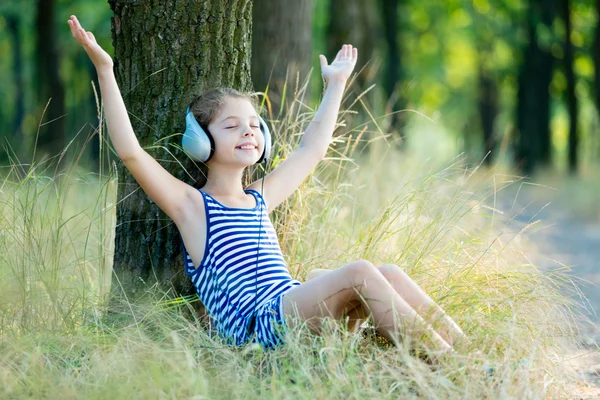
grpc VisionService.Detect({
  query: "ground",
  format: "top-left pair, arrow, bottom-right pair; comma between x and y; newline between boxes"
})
495,179 -> 600,396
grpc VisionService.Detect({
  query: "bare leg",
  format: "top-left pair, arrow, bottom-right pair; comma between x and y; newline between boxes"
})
285,260 -> 452,352
306,268 -> 366,333
306,265 -> 467,346
377,264 -> 467,347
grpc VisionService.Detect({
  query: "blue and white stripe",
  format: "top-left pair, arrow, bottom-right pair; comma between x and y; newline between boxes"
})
181,188 -> 301,346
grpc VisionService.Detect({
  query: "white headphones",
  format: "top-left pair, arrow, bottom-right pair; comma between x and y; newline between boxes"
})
182,106 -> 272,163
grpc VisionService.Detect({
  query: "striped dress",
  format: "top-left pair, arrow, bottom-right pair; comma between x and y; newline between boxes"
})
181,188 -> 302,349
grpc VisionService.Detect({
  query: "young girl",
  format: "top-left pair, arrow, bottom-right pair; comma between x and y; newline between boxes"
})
68,15 -> 466,353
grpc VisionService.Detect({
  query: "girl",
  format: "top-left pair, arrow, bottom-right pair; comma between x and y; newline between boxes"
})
68,15 -> 466,353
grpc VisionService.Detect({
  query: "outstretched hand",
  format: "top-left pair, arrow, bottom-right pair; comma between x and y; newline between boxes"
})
67,15 -> 113,71
319,44 -> 358,84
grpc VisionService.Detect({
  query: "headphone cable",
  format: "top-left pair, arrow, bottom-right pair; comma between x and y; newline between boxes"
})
245,159 -> 266,339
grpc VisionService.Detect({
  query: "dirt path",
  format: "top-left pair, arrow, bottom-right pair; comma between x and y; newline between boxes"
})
495,182 -> 600,392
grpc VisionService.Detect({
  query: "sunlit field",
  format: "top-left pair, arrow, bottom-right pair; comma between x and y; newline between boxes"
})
0,89 -> 588,399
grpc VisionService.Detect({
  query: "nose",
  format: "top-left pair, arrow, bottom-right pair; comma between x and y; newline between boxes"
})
243,123 -> 255,136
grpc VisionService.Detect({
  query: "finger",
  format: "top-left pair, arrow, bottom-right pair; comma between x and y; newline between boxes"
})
78,28 -> 89,45
345,44 -> 350,59
335,48 -> 343,61
73,15 -> 82,30
68,19 -> 78,37
352,47 -> 358,62
69,20 -> 82,42
69,17 -> 86,44
87,31 -> 96,43
68,20 -> 76,36
73,15 -> 84,32
319,54 -> 328,69
75,27 -> 84,42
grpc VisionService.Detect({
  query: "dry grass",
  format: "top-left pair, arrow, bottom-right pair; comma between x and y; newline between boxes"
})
0,77 -> 587,399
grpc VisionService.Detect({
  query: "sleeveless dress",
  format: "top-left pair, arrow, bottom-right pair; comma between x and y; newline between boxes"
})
180,188 -> 302,350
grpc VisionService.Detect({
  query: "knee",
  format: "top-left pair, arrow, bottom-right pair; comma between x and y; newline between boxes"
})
343,259 -> 380,284
377,263 -> 408,282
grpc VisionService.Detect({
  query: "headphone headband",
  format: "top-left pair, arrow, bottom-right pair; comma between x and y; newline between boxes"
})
182,106 -> 272,164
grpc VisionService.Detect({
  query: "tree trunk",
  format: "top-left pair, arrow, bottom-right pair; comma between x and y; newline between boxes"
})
6,14 -> 25,143
515,0 -> 556,174
594,0 -> 600,128
35,0 -> 66,162
326,0 -> 380,144
561,0 -> 578,174
107,0 -> 253,302
380,0 -> 404,135
327,0 -> 379,89
251,0 -> 312,117
594,0 -> 600,161
86,59 -> 102,170
477,62 -> 499,166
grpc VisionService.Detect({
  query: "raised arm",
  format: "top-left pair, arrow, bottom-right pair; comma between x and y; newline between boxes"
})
299,45 -> 358,157
68,15 -> 192,223
246,44 -> 358,211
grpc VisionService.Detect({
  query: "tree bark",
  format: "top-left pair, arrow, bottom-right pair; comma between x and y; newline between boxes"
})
107,0 -> 253,301
251,0 -> 312,117
35,0 -> 66,162
515,0 -> 556,174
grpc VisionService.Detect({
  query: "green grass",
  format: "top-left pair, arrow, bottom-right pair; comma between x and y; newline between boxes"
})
0,81 -> 587,398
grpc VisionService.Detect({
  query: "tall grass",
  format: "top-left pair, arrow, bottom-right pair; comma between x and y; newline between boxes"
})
0,78 -> 585,398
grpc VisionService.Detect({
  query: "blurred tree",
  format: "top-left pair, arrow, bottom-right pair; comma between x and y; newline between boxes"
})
560,0 -> 578,173
108,0 -> 253,300
327,0 -> 380,88
35,0 -> 66,163
326,0 -> 381,141
466,0 -> 507,167
59,2 -> 114,172
380,0 -> 404,134
516,0 -> 557,174
5,13 -> 24,141
594,0 -> 600,148
252,0 -> 312,118
477,63 -> 499,166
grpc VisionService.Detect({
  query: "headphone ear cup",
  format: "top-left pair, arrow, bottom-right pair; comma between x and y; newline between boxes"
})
183,106 -> 214,162
257,115 -> 272,164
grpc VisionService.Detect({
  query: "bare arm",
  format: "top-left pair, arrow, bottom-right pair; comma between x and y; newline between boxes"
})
68,15 -> 192,222
96,69 -> 143,160
299,44 -> 358,157
298,78 -> 347,158
247,44 -> 358,210
68,15 -> 139,159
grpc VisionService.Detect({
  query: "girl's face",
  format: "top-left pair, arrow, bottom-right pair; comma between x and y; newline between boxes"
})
207,96 -> 264,167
